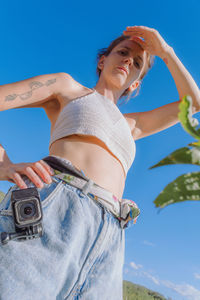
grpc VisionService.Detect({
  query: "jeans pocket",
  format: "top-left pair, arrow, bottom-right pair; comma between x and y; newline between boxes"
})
0,176 -> 64,246
0,176 -> 63,217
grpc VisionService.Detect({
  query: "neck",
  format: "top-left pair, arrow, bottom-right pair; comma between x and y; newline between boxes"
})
93,81 -> 125,105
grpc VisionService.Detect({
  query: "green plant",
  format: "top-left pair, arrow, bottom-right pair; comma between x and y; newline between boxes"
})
123,280 -> 167,299
149,95 -> 200,210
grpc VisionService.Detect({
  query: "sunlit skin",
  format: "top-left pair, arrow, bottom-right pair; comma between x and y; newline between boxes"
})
1,25 -> 200,197
94,39 -> 146,105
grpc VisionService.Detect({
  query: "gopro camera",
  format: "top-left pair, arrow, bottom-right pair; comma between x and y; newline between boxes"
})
1,187 -> 43,245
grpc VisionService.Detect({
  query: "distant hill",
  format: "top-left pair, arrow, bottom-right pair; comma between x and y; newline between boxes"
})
123,280 -> 170,300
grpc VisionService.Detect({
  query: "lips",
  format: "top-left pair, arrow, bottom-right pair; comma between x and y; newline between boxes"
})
117,66 -> 128,75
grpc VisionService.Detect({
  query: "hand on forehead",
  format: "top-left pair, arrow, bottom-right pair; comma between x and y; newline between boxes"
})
127,39 -> 144,52
118,39 -> 145,58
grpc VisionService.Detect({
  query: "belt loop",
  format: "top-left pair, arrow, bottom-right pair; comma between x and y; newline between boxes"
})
80,179 -> 94,196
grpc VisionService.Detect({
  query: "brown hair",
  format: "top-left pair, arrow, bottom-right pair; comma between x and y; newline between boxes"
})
96,35 -> 155,104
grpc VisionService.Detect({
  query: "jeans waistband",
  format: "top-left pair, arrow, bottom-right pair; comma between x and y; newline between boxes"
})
42,155 -> 140,229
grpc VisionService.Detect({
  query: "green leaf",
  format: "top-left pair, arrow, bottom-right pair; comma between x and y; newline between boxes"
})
154,172 -> 200,209
188,141 -> 200,148
178,95 -> 200,140
149,146 -> 200,169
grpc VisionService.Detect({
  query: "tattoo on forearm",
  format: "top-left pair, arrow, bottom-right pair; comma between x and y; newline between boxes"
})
5,78 -> 57,102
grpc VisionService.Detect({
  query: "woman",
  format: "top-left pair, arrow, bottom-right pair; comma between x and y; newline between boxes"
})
0,26 -> 199,299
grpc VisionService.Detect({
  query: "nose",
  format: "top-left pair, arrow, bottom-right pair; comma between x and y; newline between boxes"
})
123,56 -> 133,67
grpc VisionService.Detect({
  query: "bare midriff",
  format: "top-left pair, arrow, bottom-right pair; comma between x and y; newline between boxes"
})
49,134 -> 126,200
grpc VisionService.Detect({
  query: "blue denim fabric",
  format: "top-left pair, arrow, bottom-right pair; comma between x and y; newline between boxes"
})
0,174 -> 125,300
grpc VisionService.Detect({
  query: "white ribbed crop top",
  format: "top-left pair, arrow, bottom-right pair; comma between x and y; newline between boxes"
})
49,89 -> 136,175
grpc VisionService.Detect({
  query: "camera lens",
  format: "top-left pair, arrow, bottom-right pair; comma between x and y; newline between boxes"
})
24,206 -> 32,215
20,202 -> 36,219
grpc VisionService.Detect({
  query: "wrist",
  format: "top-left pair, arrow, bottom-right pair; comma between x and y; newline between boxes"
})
0,146 -> 12,165
160,45 -> 174,62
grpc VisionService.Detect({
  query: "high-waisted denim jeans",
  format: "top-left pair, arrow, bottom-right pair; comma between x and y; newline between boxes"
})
0,161 -> 125,299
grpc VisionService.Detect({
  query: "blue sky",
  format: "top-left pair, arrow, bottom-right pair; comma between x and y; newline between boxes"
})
0,0 -> 200,299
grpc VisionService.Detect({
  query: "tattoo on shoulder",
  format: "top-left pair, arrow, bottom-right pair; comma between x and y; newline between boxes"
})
46,78 -> 56,86
5,78 -> 57,102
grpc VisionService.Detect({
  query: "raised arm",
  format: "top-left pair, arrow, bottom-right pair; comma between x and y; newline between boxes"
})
123,26 -> 200,140
0,72 -> 71,111
124,26 -> 200,110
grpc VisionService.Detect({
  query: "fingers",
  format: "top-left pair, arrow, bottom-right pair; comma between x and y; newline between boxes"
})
32,161 -> 53,186
126,25 -> 155,32
39,160 -> 55,175
8,161 -> 55,190
25,166 -> 48,188
11,171 -> 28,189
12,166 -> 44,189
124,26 -> 153,39
123,31 -> 147,51
123,30 -> 146,39
123,28 -> 146,43
129,36 -> 146,49
123,27 -> 155,53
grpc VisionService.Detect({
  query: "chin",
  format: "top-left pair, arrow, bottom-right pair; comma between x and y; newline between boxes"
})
110,75 -> 128,90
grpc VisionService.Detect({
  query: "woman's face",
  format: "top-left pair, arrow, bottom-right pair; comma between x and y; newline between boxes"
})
99,39 -> 145,91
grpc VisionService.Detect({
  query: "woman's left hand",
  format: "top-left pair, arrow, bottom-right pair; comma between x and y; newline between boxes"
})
123,26 -> 171,58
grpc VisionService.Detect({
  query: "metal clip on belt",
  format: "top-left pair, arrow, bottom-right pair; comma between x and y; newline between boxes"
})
52,169 -> 140,229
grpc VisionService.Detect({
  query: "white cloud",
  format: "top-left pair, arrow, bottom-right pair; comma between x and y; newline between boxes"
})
127,262 -> 200,300
142,271 -> 160,285
194,273 -> 200,280
143,240 -> 156,247
161,280 -> 200,300
128,266 -> 160,285
130,261 -> 143,270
